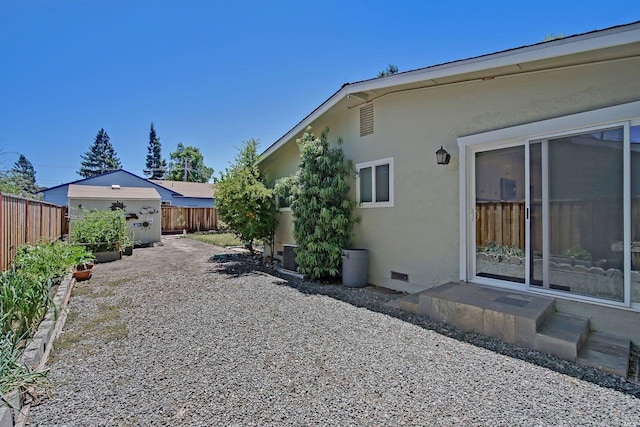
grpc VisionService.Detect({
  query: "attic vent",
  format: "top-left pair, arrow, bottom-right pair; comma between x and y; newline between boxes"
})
359,103 -> 374,137
111,185 -> 121,190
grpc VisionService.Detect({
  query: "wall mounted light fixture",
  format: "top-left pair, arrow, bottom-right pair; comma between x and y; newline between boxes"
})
436,146 -> 451,165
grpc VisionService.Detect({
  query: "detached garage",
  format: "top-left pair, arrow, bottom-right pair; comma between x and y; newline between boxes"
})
67,184 -> 162,245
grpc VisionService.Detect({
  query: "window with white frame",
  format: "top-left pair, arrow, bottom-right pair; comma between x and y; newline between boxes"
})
356,157 -> 394,207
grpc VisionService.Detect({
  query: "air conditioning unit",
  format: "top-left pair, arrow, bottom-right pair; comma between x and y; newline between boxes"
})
282,244 -> 298,272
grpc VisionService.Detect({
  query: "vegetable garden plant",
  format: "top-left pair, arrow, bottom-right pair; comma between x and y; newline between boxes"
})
1,241 -> 85,397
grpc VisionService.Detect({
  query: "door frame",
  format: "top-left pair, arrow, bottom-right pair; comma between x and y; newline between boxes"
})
458,100 -> 640,310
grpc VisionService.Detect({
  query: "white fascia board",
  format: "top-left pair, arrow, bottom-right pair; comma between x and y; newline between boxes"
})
260,23 -> 640,163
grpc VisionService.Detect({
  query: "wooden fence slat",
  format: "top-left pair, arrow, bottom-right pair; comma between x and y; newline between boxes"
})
0,194 -> 66,271
160,206 -> 217,234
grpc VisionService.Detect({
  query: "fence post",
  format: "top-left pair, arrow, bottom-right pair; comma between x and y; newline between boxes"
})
24,198 -> 29,245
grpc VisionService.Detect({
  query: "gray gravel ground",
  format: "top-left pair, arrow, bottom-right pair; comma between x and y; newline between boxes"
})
28,237 -> 640,426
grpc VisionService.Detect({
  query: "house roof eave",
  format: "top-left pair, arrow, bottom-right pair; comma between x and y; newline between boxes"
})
258,21 -> 640,164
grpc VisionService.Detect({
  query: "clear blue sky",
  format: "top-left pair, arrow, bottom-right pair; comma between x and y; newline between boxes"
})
1,0 -> 638,188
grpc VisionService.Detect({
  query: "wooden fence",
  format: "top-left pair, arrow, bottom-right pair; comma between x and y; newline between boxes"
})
161,206 -> 217,234
0,193 -> 68,271
476,199 -> 627,260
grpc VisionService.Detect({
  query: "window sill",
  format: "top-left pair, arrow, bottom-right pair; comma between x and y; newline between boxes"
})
358,202 -> 394,208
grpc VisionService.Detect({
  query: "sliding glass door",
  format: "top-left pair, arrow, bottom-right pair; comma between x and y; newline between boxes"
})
531,128 -> 625,302
471,124 -> 633,306
474,146 -> 526,284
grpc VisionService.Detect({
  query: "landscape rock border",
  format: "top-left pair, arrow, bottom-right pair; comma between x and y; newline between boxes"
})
0,274 -> 76,427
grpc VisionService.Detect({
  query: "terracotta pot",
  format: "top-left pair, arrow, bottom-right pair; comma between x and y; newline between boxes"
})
73,268 -> 92,281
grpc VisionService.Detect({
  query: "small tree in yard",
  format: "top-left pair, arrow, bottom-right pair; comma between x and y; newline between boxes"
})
215,139 -> 277,254
279,127 -> 356,280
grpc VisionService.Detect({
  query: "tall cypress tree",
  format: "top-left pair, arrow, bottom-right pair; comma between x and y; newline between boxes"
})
78,128 -> 122,178
144,122 -> 167,179
11,154 -> 38,196
284,127 -> 357,279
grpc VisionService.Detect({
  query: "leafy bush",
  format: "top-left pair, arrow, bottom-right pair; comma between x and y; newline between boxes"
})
69,208 -> 127,253
280,127 -> 357,280
215,139 -> 277,254
0,241 -> 78,394
3,241 -> 80,342
481,241 -> 524,258
562,244 -> 592,261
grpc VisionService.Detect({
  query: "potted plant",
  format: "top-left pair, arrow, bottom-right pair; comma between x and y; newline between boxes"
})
69,245 -> 95,281
122,231 -> 135,256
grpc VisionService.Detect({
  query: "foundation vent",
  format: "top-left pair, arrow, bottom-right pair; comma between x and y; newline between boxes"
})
391,271 -> 409,282
359,103 -> 374,137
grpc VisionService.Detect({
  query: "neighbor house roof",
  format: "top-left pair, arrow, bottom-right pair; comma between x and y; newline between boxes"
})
149,180 -> 216,198
44,169 -> 182,196
259,20 -> 640,162
67,184 -> 161,200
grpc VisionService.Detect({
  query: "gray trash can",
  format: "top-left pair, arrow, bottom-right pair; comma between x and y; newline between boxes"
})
342,249 -> 369,287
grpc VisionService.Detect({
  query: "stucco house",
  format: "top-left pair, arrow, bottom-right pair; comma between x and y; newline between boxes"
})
259,21 -> 640,370
67,184 -> 162,245
42,170 -> 214,207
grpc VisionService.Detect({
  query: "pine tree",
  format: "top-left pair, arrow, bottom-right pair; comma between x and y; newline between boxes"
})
78,128 -> 122,178
377,64 -> 399,77
11,154 -> 38,196
144,123 -> 167,179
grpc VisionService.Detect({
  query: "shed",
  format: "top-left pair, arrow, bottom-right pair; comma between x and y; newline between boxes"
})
67,184 -> 162,245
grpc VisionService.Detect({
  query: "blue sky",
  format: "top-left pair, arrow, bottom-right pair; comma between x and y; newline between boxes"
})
1,1 -> 638,188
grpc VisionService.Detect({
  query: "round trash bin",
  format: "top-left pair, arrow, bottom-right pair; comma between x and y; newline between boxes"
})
341,249 -> 369,287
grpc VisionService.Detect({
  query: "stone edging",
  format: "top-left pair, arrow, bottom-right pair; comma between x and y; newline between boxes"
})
0,274 -> 76,427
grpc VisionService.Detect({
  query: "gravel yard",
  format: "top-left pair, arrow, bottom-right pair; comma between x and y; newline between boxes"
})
28,237 -> 640,426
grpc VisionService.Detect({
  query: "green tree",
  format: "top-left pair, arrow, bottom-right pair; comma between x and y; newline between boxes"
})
78,128 -> 122,178
377,64 -> 399,78
0,171 -> 22,195
165,143 -> 213,182
215,139 -> 277,254
280,127 -> 356,280
10,154 -> 39,197
543,33 -> 565,41
144,122 -> 167,179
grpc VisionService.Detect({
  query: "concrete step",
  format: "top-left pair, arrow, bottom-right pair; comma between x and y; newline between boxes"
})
417,282 -> 555,347
392,293 -> 420,314
577,332 -> 631,378
535,312 -> 589,361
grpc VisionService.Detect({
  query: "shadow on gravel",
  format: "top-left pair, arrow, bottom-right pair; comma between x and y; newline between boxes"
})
208,253 -> 640,399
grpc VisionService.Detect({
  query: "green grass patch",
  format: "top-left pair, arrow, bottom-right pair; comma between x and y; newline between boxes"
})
185,232 -> 242,247
71,286 -> 92,297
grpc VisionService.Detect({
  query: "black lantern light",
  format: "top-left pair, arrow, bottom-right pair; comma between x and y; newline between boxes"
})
436,146 -> 451,165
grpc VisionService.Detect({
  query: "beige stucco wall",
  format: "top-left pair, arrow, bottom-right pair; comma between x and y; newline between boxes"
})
69,198 -> 162,245
262,58 -> 640,297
